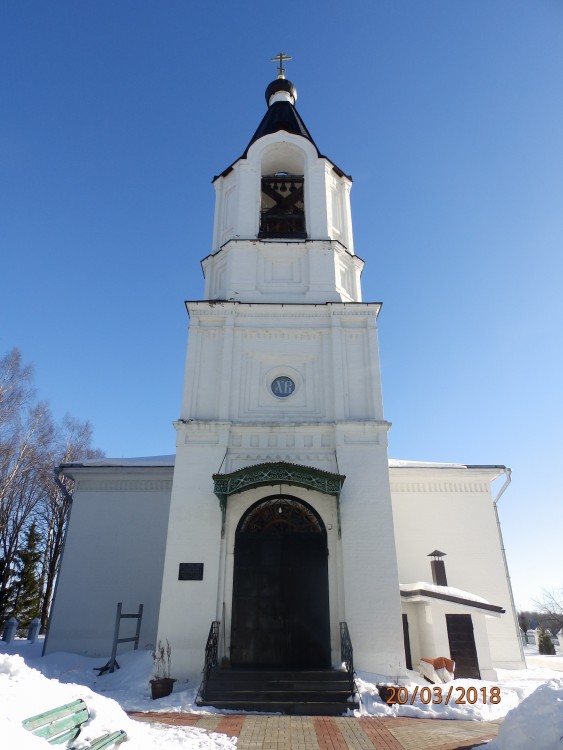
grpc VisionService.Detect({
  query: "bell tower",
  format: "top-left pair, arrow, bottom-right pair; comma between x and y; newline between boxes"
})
203,67 -> 362,304
157,58 -> 405,679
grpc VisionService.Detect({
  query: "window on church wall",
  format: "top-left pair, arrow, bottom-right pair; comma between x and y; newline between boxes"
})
259,173 -> 306,239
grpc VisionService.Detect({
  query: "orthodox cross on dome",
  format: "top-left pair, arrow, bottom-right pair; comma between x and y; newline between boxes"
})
271,51 -> 292,79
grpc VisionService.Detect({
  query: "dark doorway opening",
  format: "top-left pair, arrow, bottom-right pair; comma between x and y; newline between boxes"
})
402,614 -> 412,671
231,495 -> 331,668
446,614 -> 481,679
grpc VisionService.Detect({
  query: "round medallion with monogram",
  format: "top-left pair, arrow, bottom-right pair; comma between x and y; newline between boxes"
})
270,376 -> 295,398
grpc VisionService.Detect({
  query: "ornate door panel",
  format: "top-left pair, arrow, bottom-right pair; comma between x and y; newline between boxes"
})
231,496 -> 330,668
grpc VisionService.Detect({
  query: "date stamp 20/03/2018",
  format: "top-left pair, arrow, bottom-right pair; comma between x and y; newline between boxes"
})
383,685 -> 501,705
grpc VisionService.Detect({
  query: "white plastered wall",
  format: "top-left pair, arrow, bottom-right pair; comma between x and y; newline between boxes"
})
390,466 -> 525,669
160,425 -> 407,679
45,467 -> 172,656
401,599 -> 497,680
155,424 -> 228,676
336,425 -> 406,676
181,303 -> 384,425
156,292 -> 405,677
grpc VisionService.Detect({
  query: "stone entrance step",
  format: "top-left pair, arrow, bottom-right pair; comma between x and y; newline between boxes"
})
198,667 -> 357,716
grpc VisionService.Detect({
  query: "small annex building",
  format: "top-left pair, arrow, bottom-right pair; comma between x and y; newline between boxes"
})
45,65 -> 525,687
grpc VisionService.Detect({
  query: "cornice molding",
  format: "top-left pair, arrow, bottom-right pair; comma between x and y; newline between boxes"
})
390,481 -> 490,494
76,479 -> 173,493
239,329 -> 325,338
185,301 -> 382,318
204,237 -> 357,261
228,454 -> 337,467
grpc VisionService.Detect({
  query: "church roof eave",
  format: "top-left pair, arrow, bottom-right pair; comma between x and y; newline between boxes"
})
57,455 -> 176,470
389,460 -> 508,473
400,583 -> 505,615
246,100 -> 317,151
212,142 -> 351,184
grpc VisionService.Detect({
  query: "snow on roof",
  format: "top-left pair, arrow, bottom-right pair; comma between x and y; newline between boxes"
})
400,582 -> 491,604
400,581 -> 504,614
389,459 -> 469,469
63,455 -> 175,468
65,455 -> 498,471
389,459 -> 508,470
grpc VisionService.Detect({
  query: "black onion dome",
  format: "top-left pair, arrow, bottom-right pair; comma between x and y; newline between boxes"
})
246,99 -> 314,151
264,78 -> 297,105
212,77 -> 351,182
243,78 -> 315,155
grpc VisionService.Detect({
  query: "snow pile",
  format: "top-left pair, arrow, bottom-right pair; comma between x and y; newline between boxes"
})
2,636 -> 563,743
487,679 -> 563,750
354,671 -> 529,720
0,653 -> 236,749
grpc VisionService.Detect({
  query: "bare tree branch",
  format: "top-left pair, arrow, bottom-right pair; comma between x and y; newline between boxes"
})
0,348 -> 103,626
533,588 -> 563,633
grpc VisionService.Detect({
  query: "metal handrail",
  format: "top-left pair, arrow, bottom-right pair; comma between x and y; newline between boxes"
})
197,621 -> 220,702
340,621 -> 357,698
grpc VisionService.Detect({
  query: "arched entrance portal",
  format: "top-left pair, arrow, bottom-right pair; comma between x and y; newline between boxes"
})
231,495 -> 331,668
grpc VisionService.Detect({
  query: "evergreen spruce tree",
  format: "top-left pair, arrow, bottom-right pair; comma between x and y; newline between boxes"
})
538,627 -> 556,656
0,558 -> 15,629
11,523 -> 43,632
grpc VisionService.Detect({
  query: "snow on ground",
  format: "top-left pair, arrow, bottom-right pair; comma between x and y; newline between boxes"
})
524,643 -> 563,673
0,641 -> 235,749
1,637 -> 562,747
487,679 -> 563,750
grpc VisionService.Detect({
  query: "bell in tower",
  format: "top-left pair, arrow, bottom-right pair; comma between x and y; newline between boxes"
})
259,172 -> 305,238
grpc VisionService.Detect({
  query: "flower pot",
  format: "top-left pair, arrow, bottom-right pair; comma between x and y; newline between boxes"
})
377,683 -> 400,704
150,677 -> 175,699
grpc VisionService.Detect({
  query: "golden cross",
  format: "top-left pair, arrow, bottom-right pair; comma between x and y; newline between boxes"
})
271,52 -> 292,79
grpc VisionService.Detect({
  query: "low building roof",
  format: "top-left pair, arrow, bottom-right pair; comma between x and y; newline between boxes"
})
60,455 -> 506,472
400,582 -> 505,614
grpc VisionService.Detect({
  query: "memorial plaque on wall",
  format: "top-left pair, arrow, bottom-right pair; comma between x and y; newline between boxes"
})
178,563 -> 204,580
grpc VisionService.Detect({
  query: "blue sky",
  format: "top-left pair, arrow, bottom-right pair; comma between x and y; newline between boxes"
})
2,1 -> 562,611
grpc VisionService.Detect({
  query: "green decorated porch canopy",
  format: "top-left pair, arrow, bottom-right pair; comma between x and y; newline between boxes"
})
212,461 -> 346,535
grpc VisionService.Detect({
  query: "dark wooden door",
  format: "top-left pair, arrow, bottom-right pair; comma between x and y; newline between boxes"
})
446,614 -> 481,679
231,497 -> 330,668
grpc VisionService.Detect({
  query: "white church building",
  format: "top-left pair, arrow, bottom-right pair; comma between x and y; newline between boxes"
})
45,64 -> 525,699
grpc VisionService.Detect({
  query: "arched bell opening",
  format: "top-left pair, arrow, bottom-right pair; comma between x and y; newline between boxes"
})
259,145 -> 306,239
230,494 -> 331,668
259,174 -> 305,238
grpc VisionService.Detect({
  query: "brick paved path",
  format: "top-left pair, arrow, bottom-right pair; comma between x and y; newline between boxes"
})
129,712 -> 502,749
